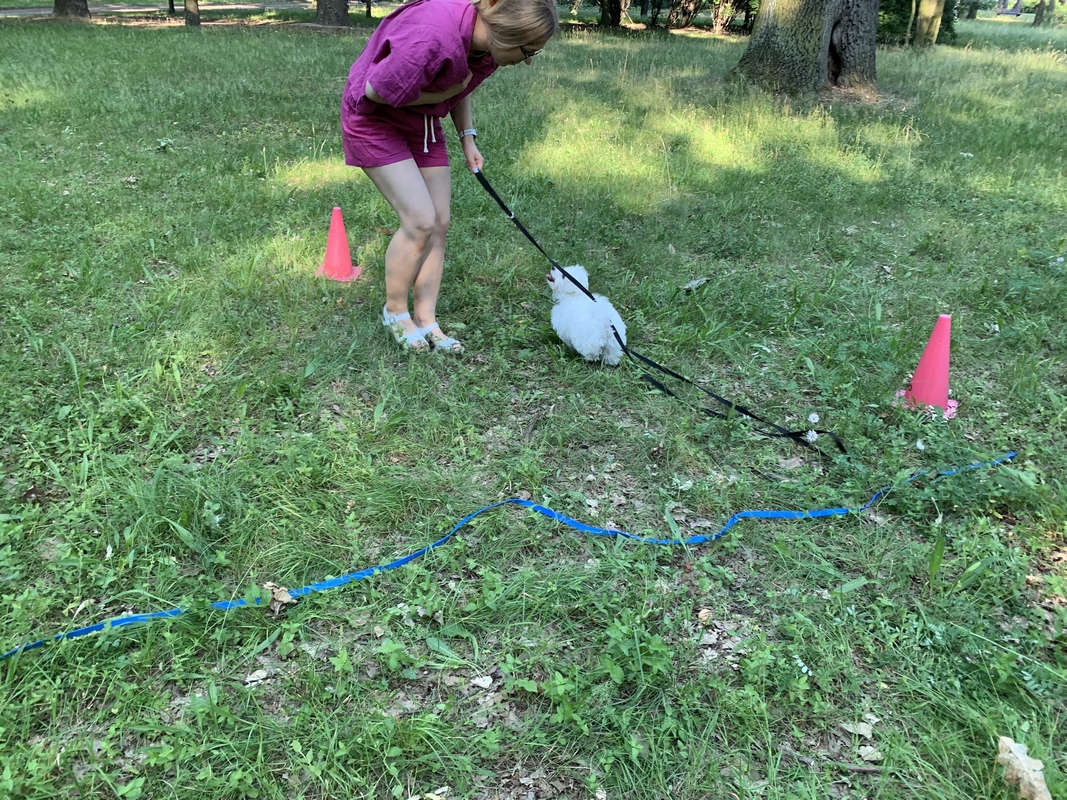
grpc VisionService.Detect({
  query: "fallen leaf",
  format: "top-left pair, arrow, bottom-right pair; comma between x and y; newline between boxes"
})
997,736 -> 1052,800
840,722 -> 873,739
858,745 -> 883,762
244,667 -> 275,687
471,675 -> 493,689
683,276 -> 709,292
262,582 -> 296,617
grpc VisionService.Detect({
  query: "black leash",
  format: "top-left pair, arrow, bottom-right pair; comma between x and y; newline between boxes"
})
472,169 -> 846,456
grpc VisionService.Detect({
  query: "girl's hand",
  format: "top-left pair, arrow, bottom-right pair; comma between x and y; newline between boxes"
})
453,70 -> 474,96
437,71 -> 473,102
462,137 -> 483,172
408,71 -> 473,106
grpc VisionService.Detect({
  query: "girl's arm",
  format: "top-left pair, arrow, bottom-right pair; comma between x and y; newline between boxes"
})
365,72 -> 473,107
450,95 -> 483,172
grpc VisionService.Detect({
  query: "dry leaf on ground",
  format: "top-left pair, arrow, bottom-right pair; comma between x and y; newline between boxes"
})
244,668 -> 275,687
858,745 -> 883,762
262,582 -> 297,616
997,736 -> 1052,800
840,722 -> 873,739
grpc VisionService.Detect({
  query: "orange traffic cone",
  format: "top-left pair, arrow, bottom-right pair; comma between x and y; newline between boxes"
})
316,207 -> 361,282
897,314 -> 958,419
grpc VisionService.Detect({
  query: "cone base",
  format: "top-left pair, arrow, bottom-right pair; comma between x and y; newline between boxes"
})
894,390 -> 958,420
316,264 -> 362,283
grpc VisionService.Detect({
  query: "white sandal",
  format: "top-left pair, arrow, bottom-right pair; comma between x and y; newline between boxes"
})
416,324 -> 464,354
382,306 -> 428,350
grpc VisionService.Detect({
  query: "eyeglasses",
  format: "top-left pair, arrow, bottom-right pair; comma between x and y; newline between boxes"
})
519,44 -> 544,60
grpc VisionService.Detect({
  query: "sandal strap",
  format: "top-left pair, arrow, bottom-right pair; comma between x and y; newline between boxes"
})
383,306 -> 428,349
382,306 -> 413,325
416,325 -> 462,352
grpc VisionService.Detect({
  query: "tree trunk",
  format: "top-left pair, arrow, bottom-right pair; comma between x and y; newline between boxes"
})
169,0 -> 176,15
185,0 -> 200,25
317,0 -> 352,26
709,0 -> 731,32
914,0 -> 944,45
666,0 -> 706,27
600,0 -> 623,26
964,0 -> 978,17
53,0 -> 90,17
734,0 -> 878,94
1032,0 -> 1055,24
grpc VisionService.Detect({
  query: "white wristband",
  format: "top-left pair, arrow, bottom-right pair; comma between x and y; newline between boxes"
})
458,128 -> 477,140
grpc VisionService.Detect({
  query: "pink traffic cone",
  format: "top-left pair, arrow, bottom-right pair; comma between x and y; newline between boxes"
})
316,207 -> 361,282
898,314 -> 958,419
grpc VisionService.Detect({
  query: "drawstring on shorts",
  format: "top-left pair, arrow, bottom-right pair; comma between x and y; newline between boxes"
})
422,115 -> 438,153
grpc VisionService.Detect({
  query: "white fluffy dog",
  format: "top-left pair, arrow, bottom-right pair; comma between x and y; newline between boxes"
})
546,265 -> 627,366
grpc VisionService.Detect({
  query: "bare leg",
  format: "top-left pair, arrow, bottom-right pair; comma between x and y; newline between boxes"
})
362,159 -> 439,347
410,166 -> 461,349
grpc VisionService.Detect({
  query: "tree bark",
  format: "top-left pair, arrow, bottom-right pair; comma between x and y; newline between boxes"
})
1032,0 -> 1055,24
185,0 -> 200,25
600,0 -> 623,26
734,0 -> 878,93
317,0 -> 352,26
666,0 -> 705,27
914,0 -> 944,45
53,0 -> 90,17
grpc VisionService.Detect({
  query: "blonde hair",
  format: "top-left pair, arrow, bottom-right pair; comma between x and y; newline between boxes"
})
474,0 -> 560,50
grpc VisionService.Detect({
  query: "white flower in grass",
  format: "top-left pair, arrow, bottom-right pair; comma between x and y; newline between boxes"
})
808,412 -> 820,425
959,152 -> 974,158
915,439 -> 925,451
805,430 -> 819,443
1057,256 -> 1065,263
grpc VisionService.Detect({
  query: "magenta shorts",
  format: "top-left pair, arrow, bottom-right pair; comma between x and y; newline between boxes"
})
341,107 -> 449,169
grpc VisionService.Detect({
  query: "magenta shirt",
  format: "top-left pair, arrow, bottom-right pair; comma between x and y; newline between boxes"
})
341,0 -> 499,122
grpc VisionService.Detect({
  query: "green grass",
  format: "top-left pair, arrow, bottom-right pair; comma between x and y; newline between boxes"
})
1,9 -> 1065,799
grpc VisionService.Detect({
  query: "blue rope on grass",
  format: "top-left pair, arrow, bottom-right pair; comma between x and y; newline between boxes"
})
0,452 -> 1017,662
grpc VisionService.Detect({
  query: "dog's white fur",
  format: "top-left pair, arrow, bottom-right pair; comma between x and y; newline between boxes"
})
547,265 -> 627,366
